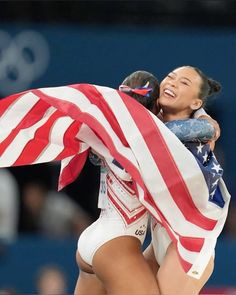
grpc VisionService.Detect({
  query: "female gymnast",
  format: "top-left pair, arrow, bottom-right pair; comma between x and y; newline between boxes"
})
75,71 -> 160,295
144,65 -> 230,295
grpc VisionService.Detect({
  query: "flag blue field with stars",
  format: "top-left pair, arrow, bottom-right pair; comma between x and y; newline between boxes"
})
185,142 -> 224,208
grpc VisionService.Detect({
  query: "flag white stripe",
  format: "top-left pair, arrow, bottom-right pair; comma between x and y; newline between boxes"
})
176,238 -> 199,264
40,86 -> 91,111
0,107 -> 56,166
0,93 -> 40,142
186,238 -> 217,279
77,124 -> 134,181
152,114 -> 212,217
33,116 -> 75,163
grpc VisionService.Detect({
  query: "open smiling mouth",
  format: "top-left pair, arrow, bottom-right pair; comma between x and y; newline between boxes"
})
163,88 -> 176,99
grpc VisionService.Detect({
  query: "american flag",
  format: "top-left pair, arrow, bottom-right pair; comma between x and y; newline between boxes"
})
185,142 -> 224,206
0,83 -> 230,278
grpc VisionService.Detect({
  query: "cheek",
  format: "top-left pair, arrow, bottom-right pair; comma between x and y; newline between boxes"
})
158,96 -> 168,106
159,80 -> 167,91
178,89 -> 196,104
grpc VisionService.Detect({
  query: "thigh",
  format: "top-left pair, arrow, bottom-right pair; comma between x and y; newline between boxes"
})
93,236 -> 160,295
157,243 -> 214,295
74,270 -> 107,295
75,250 -> 107,295
143,243 -> 160,275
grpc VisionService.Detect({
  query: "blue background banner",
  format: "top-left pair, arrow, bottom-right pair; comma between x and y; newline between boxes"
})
0,22 -> 235,293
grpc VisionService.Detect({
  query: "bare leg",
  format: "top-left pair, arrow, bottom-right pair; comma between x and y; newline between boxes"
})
93,236 -> 160,295
157,243 -> 214,295
74,251 -> 107,295
74,271 -> 107,295
143,243 -> 160,275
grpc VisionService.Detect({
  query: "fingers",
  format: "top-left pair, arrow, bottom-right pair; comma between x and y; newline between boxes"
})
208,140 -> 215,151
198,115 -> 221,141
209,118 -> 220,140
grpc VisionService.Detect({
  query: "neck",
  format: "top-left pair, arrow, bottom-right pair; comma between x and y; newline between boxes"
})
161,109 -> 191,122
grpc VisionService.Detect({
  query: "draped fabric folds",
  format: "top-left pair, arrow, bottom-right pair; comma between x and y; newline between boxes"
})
0,83 -> 230,278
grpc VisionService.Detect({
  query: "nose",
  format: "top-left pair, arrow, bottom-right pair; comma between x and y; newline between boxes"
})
168,79 -> 176,87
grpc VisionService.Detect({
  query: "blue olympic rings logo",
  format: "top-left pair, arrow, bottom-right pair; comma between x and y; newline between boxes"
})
0,30 -> 50,96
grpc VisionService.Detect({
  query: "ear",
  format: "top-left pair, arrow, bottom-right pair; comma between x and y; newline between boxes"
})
190,98 -> 203,111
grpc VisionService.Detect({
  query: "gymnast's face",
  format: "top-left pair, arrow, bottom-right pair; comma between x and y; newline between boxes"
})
159,66 -> 203,117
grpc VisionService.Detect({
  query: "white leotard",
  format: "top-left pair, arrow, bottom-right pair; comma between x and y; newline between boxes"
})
77,162 -> 149,265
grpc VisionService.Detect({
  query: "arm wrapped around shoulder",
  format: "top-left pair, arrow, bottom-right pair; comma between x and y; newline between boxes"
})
165,118 -> 215,142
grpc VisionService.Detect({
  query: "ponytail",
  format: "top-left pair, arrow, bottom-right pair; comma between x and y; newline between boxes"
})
190,66 -> 222,107
207,78 -> 221,96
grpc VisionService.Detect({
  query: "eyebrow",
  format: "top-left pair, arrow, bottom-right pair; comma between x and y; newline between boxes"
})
170,72 -> 192,83
181,77 -> 192,83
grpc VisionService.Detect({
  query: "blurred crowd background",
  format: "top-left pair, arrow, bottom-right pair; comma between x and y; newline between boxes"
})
0,1 -> 236,294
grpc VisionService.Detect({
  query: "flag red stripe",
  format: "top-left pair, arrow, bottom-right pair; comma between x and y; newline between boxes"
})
179,236 -> 204,252
119,91 -> 217,231
71,84 -> 128,147
13,110 -> 64,165
0,100 -> 50,157
55,121 -> 82,161
178,254 -> 193,273
32,89 -> 83,120
58,151 -> 89,190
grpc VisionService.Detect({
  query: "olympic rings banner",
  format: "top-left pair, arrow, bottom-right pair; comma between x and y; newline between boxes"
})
0,29 -> 50,96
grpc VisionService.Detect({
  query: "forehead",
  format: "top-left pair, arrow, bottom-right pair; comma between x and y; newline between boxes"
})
172,67 -> 201,84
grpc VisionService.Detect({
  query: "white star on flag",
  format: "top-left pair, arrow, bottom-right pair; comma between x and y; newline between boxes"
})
212,162 -> 223,173
212,179 -> 219,187
196,142 -> 204,154
202,151 -> 208,163
210,189 -> 216,199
